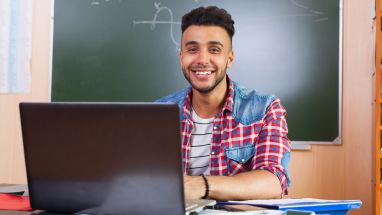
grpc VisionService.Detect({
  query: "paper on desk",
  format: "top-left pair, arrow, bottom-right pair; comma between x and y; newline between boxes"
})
199,209 -> 284,215
0,194 -> 32,211
226,198 -> 338,206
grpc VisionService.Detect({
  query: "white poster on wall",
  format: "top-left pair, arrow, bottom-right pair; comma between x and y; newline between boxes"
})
0,0 -> 33,93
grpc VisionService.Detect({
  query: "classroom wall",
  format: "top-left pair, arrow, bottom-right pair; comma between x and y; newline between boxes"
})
0,0 -> 374,214
287,1 -> 375,215
0,0 -> 51,183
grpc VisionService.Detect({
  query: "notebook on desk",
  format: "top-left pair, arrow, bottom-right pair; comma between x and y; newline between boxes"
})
19,102 -> 215,215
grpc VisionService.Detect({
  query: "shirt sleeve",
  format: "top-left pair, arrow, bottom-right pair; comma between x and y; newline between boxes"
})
251,99 -> 291,195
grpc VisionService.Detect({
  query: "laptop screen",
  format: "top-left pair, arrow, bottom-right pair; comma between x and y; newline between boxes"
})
20,102 -> 185,214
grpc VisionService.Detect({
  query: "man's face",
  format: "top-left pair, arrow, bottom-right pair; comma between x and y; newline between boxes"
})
180,25 -> 234,94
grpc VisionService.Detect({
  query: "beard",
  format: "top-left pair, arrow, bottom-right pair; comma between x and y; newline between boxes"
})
182,64 -> 228,94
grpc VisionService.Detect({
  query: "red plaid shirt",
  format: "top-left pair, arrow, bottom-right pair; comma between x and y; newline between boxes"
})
180,78 -> 291,194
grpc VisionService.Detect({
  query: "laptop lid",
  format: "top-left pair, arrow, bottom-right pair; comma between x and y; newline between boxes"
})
20,102 -> 185,215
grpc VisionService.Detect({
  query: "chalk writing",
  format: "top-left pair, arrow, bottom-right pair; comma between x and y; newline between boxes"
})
289,0 -> 328,22
91,0 -> 100,6
133,2 -> 180,48
90,0 -> 115,6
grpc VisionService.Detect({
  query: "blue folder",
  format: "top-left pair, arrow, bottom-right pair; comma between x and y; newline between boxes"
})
217,198 -> 362,215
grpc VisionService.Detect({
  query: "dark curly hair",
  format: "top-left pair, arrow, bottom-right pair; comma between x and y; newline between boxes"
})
181,6 -> 235,40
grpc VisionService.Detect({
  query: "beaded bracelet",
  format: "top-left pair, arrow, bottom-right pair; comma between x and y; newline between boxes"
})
201,175 -> 209,199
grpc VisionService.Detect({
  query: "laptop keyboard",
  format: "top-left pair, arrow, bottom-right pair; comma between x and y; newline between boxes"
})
185,203 -> 198,211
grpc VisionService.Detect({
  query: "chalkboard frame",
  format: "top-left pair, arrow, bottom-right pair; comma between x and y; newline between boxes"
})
50,0 -> 344,148
293,0 -> 343,149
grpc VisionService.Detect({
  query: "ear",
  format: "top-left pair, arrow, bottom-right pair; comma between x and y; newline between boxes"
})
227,51 -> 234,68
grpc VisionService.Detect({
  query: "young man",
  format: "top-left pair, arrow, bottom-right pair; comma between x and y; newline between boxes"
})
157,6 -> 291,201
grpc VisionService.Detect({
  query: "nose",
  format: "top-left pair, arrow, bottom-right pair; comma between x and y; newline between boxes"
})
196,48 -> 210,65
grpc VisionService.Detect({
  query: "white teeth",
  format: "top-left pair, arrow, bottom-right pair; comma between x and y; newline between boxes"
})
195,71 -> 211,76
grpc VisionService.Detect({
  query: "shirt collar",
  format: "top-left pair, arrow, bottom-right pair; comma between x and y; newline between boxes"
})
183,75 -> 235,119
222,76 -> 234,113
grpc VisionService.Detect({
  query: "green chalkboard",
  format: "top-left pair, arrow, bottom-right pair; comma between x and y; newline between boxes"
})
52,0 -> 341,142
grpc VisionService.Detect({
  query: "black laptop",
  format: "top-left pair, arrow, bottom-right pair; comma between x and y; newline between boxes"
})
19,102 -> 214,215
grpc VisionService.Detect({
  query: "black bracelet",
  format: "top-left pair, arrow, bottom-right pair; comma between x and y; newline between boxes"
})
201,175 -> 209,199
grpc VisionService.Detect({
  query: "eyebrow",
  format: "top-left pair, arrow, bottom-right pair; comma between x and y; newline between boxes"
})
185,41 -> 198,47
208,41 -> 224,47
184,41 -> 224,47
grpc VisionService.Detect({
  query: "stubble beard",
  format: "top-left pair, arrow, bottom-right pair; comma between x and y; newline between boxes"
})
182,65 -> 227,94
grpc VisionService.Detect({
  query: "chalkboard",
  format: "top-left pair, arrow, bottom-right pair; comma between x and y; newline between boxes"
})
52,0 -> 341,142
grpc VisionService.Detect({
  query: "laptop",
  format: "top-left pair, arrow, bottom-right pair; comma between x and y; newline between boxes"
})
19,102 -> 215,215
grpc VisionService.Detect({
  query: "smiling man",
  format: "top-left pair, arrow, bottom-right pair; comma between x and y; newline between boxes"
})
157,6 -> 291,201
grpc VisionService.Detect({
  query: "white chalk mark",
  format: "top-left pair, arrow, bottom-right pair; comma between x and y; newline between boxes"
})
91,0 -> 112,6
310,9 -> 324,15
285,14 -> 317,17
91,0 -> 100,6
133,21 -> 181,25
133,2 -> 180,48
289,0 -> 329,22
315,17 -> 329,22
290,0 -> 308,9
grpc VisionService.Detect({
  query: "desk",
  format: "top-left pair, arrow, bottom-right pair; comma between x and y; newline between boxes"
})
0,185 -> 358,215
0,207 -> 356,215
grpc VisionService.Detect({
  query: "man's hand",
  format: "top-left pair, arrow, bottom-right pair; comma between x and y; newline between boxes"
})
183,175 -> 206,199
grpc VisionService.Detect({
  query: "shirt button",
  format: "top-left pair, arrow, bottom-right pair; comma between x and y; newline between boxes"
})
211,151 -> 215,155
241,159 -> 245,162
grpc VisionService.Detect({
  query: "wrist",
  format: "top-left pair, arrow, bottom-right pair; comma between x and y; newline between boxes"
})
201,175 -> 209,199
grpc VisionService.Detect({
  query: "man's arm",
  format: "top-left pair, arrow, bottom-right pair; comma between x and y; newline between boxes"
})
184,99 -> 290,201
184,170 -> 282,200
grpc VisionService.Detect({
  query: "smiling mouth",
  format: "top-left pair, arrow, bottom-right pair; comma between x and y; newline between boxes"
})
194,71 -> 212,76
190,65 -> 215,77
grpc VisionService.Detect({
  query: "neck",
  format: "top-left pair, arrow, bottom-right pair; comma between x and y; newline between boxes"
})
191,78 -> 228,118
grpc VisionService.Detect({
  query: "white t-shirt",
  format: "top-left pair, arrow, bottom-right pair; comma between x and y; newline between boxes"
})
189,109 -> 213,176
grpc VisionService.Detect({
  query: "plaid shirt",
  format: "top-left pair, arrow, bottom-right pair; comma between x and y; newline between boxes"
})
158,77 -> 291,194
157,76 -> 290,194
